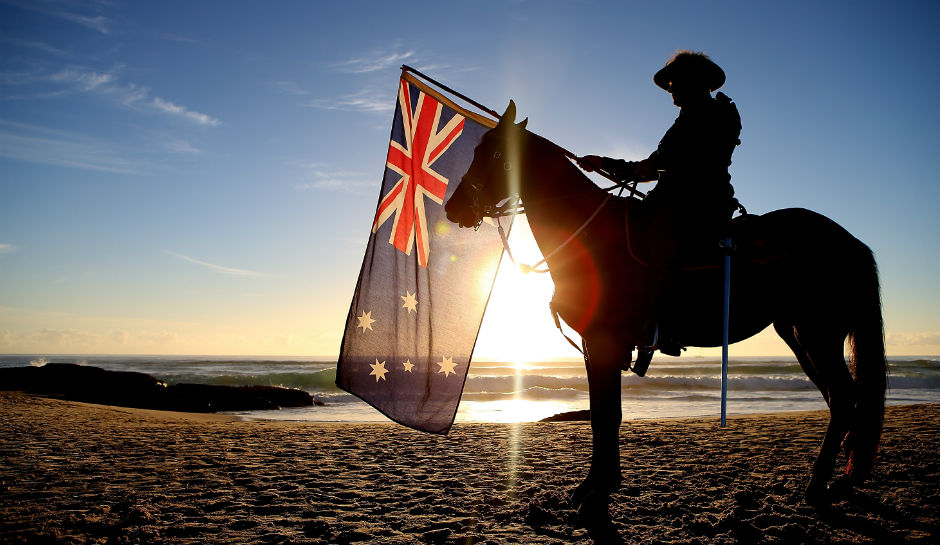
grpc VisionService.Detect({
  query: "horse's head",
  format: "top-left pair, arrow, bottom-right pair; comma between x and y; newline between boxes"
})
445,101 -> 528,228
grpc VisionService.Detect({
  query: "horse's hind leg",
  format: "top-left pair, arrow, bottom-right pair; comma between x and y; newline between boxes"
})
790,324 -> 857,504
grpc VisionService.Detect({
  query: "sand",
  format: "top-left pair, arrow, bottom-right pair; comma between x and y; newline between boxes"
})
0,392 -> 936,544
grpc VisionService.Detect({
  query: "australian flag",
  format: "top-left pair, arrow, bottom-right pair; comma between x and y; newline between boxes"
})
336,72 -> 508,434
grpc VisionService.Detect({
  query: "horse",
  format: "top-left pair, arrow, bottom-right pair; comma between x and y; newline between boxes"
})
444,102 -> 887,517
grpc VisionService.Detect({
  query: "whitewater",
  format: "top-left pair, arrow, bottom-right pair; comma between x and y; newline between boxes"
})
1,355 -> 936,424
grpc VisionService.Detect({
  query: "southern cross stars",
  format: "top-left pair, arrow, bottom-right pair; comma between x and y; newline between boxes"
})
401,290 -> 418,313
358,295 -> 457,382
437,356 -> 457,377
357,310 -> 375,332
370,359 -> 388,382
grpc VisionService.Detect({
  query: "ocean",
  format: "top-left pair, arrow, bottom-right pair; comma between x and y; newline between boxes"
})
1,355 -> 937,424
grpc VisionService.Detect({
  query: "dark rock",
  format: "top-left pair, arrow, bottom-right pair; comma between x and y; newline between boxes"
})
539,409 -> 591,422
0,364 -> 314,413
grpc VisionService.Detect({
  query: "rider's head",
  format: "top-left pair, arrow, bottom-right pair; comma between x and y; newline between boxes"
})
654,50 -> 724,108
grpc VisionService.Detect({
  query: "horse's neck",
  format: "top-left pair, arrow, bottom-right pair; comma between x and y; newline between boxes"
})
518,134 -> 605,245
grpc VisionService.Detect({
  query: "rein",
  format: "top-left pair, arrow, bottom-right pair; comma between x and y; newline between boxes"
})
495,192 -> 615,274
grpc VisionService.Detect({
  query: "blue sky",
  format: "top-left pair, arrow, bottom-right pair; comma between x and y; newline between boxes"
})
0,0 -> 937,357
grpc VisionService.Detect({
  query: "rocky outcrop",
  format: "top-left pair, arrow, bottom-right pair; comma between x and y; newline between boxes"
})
0,363 -> 314,413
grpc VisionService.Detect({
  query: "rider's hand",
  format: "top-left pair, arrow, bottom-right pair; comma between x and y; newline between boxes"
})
577,155 -> 605,173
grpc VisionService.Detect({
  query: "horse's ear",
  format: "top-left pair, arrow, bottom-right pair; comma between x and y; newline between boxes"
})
497,100 -> 516,128
518,117 -> 528,130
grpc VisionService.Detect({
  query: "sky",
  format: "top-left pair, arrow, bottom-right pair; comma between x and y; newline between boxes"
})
0,0 -> 937,358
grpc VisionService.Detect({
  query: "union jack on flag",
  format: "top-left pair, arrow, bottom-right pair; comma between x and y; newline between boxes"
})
372,79 -> 466,267
337,72 -> 509,433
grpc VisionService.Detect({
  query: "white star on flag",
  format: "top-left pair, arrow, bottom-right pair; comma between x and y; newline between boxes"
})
401,290 -> 418,313
402,359 -> 414,372
437,356 -> 457,377
370,359 -> 388,382
357,310 -> 375,332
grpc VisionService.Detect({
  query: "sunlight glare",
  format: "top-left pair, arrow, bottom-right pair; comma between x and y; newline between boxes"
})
474,216 -> 581,362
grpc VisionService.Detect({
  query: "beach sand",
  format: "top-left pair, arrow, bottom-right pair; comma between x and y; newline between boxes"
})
0,392 -> 936,544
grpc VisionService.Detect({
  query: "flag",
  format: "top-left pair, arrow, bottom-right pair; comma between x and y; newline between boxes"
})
336,72 -> 509,434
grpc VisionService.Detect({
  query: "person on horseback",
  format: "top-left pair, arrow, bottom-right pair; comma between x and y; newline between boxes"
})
578,50 -> 741,359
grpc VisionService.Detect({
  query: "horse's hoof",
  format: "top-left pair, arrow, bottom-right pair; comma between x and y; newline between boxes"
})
804,479 -> 830,506
578,490 -> 622,543
571,478 -> 592,508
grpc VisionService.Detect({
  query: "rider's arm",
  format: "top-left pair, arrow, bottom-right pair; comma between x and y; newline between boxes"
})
578,154 -> 660,183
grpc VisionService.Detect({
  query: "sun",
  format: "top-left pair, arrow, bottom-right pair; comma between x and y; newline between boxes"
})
473,216 -> 582,363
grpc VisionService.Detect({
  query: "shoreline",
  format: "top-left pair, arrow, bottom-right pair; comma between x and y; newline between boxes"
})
2,392 -> 937,544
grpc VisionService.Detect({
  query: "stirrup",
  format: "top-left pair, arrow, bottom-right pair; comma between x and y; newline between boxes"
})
632,350 -> 653,377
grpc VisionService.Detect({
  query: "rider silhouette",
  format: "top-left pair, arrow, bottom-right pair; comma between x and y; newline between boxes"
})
579,50 -> 741,358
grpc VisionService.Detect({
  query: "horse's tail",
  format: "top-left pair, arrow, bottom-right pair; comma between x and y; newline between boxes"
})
844,244 -> 887,482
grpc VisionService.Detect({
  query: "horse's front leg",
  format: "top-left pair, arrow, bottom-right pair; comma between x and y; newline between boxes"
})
573,331 -> 629,518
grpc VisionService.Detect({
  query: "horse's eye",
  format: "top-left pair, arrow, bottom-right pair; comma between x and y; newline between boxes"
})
493,151 -> 501,160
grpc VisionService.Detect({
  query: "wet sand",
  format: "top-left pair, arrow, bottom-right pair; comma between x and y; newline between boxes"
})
0,392 -> 936,544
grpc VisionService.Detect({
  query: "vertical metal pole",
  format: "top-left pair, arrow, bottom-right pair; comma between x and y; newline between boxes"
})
721,237 -> 732,427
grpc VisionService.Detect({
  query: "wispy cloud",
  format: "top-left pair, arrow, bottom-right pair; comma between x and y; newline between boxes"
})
2,36 -> 70,56
333,47 -> 416,74
2,66 -> 221,127
0,119 -> 147,173
274,80 -> 309,96
163,138 -> 200,154
10,0 -> 112,34
152,97 -> 221,127
0,243 -> 18,256
295,163 -> 377,195
886,332 -> 940,348
49,67 -> 113,91
167,251 -> 266,278
308,88 -> 392,113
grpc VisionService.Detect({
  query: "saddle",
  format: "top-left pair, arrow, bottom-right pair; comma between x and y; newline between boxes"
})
625,209 -> 791,375
625,209 -> 787,272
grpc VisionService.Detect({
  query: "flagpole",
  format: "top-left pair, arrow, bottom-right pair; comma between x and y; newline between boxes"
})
401,65 -> 500,119
721,237 -> 732,428
400,66 -> 577,162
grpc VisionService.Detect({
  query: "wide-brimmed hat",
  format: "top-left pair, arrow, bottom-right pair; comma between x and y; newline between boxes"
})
653,51 -> 725,92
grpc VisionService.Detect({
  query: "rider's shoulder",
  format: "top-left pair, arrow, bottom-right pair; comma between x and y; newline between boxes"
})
712,92 -> 740,122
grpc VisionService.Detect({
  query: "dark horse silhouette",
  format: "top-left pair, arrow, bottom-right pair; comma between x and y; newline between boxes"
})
445,102 -> 887,518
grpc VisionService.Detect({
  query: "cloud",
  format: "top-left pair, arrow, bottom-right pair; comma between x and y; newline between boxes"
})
0,119 -> 147,173
0,243 -> 17,256
886,332 -> 940,349
2,36 -> 70,56
167,251 -> 266,277
2,66 -> 221,127
295,164 -> 376,194
274,80 -> 309,96
163,138 -> 200,154
50,10 -> 110,34
152,97 -> 221,127
308,88 -> 392,113
49,68 -> 113,91
333,47 -> 416,74
14,0 -> 111,33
